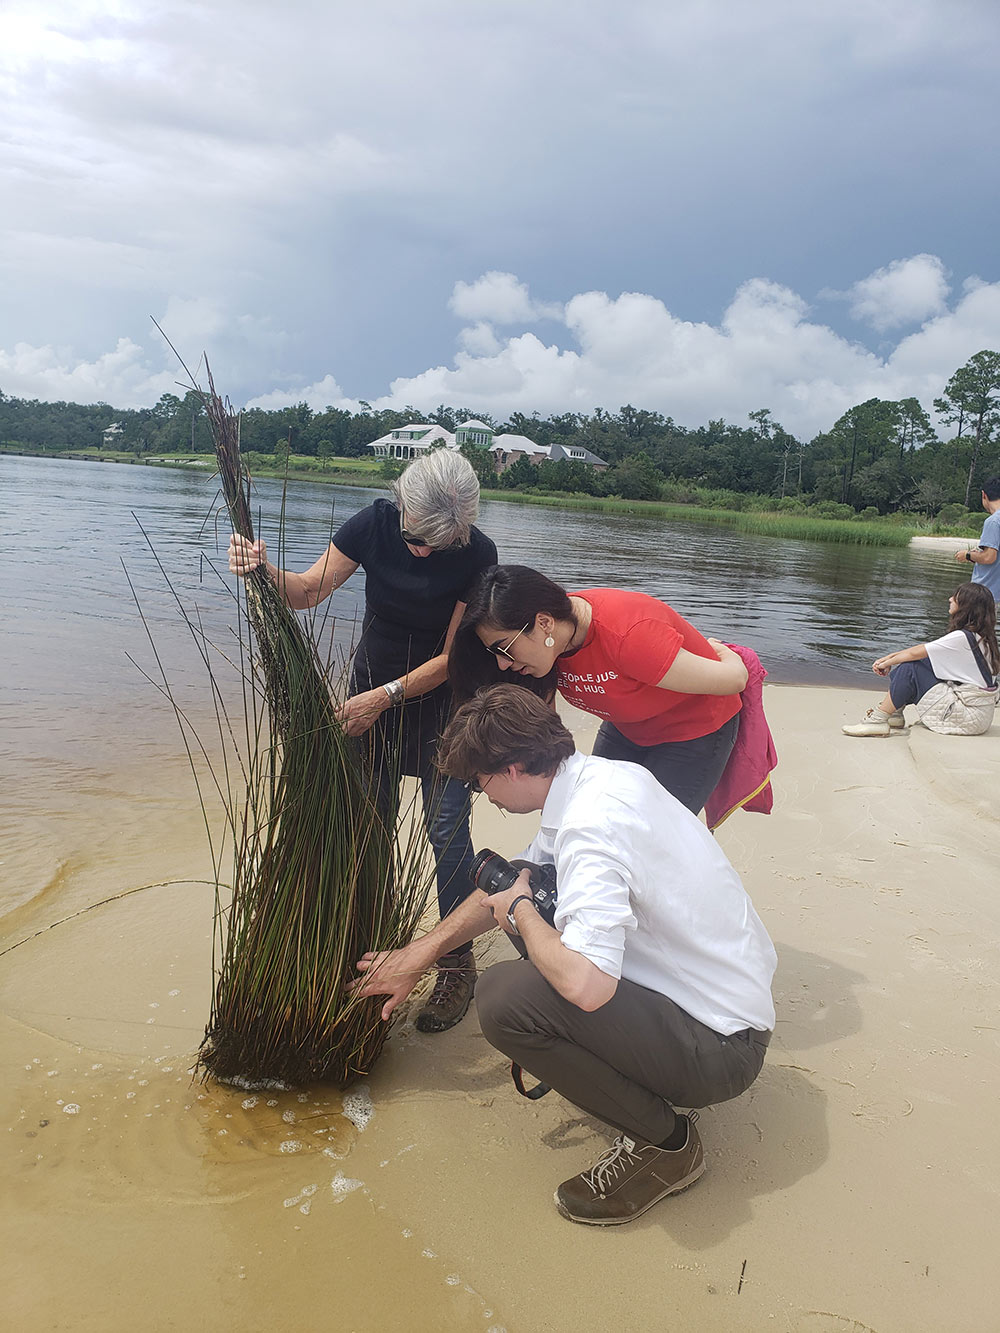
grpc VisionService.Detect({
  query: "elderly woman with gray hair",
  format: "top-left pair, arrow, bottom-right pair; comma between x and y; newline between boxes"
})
229,448 -> 497,1032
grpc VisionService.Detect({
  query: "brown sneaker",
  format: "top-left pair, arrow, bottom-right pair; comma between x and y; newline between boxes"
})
554,1115 -> 705,1225
414,950 -> 476,1033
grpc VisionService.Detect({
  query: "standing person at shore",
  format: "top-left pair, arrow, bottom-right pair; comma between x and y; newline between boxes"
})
353,685 -> 776,1226
954,477 -> 1000,603
842,583 -> 999,737
447,565 -> 747,814
228,449 -> 497,1032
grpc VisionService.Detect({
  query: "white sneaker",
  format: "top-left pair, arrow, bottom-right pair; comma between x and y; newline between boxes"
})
887,712 -> 905,729
842,709 -> 891,737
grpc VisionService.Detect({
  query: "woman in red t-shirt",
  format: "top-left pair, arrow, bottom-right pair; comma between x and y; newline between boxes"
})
448,565 -> 747,814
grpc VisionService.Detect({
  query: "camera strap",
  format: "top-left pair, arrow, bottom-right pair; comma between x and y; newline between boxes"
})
510,1062 -> 551,1100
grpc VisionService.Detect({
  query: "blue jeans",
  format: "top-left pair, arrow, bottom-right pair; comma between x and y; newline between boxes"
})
888,659 -> 941,709
363,746 -> 475,958
420,770 -> 475,924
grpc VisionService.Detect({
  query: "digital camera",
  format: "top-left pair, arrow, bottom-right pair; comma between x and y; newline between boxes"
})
469,848 -> 558,926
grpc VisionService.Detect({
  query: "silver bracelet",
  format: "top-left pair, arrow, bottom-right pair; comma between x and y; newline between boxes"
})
382,679 -> 405,707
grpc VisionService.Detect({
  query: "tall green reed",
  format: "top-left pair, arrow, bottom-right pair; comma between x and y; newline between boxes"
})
182,374 -> 432,1087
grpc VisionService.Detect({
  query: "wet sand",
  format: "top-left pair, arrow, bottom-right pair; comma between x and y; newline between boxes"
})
2,686 -> 998,1332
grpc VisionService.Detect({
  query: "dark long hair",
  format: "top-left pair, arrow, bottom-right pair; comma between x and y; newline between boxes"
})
949,583 -> 1000,675
448,565 -> 576,703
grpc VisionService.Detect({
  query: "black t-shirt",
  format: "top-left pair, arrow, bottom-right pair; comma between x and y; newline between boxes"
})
334,498 -> 496,661
333,498 -> 497,773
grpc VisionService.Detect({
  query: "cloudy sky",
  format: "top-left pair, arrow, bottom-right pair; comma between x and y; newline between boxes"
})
3,0 -> 999,438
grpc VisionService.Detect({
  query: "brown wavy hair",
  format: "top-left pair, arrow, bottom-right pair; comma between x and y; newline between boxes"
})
436,684 -> 576,783
949,583 -> 1000,675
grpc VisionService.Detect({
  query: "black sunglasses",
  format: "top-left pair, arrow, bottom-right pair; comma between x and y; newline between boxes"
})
401,525 -> 430,544
399,510 -> 462,551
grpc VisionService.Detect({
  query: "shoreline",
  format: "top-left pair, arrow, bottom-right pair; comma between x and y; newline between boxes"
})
908,533 -> 980,551
2,447 -> 983,545
1,683 -> 997,1330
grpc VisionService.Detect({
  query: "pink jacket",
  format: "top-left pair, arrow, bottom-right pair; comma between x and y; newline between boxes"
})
704,645 -> 777,831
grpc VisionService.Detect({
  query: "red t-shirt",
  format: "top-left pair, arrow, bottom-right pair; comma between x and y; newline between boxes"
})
556,588 -> 742,744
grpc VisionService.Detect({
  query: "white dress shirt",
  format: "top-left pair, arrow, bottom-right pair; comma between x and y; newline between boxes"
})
519,751 -> 777,1035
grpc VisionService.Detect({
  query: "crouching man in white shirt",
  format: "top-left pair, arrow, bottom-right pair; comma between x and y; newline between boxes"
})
353,683 -> 777,1226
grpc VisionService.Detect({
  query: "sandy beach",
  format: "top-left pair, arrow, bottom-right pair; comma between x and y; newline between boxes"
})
2,683 -> 998,1332
908,534 -> 982,553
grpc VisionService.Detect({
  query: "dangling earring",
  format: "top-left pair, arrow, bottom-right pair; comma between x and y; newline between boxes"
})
544,634 -> 555,648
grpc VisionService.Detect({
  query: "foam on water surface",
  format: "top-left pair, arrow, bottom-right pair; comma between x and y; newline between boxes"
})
330,1171 -> 363,1200
219,1074 -> 291,1092
341,1085 -> 373,1131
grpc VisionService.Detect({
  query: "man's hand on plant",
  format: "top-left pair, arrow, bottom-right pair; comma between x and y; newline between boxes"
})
352,949 -> 426,1021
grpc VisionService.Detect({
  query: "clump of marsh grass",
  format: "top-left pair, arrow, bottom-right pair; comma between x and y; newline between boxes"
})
185,370 -> 431,1087
489,492 -> 916,546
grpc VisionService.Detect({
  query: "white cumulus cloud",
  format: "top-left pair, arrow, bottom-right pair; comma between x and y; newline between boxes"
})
244,375 -> 355,412
449,272 -> 561,326
0,337 -> 177,406
365,263 -> 1000,438
840,254 -> 951,331
0,296 -> 291,407
457,322 -> 503,357
6,259 -> 1000,441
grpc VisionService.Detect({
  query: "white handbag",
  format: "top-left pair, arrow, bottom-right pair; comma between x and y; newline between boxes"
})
914,630 -> 998,735
915,681 -> 997,735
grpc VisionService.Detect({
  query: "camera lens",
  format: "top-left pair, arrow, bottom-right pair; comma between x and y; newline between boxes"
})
470,849 -> 519,896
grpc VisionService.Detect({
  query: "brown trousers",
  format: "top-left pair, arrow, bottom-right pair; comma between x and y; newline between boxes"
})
476,959 -> 769,1144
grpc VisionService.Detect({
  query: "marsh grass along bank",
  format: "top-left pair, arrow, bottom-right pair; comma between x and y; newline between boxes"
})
481,490 -> 922,546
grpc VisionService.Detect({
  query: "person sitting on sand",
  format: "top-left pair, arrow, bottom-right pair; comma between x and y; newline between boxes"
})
842,583 -> 999,737
447,565 -> 748,815
353,684 -> 776,1227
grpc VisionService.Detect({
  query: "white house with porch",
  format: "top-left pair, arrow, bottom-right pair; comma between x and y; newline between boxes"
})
366,418 -> 607,472
366,423 -> 454,459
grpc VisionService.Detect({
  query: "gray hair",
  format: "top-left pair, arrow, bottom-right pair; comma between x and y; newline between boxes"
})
391,448 -> 481,548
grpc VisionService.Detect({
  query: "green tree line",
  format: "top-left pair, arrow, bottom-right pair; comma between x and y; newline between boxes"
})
2,350 -> 998,520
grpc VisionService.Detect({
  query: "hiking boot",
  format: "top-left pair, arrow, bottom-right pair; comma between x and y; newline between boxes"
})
842,709 -> 891,737
414,950 -> 476,1033
554,1114 -> 705,1226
